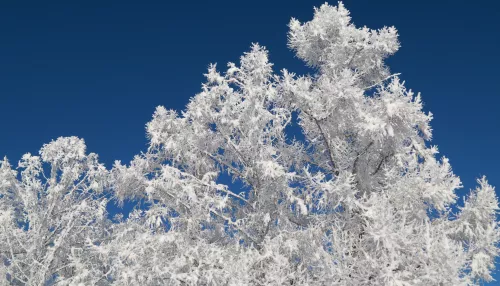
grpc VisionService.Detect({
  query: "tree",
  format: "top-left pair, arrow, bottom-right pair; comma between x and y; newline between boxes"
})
1,2 -> 499,285
0,137 -> 110,285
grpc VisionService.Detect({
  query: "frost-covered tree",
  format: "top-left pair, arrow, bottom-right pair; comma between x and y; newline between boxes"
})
0,137 -> 110,285
1,2 -> 499,286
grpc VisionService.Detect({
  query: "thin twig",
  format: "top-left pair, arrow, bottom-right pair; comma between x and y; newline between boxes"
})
363,73 -> 401,91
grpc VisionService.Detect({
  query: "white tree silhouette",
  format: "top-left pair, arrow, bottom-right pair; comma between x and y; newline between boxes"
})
1,2 -> 498,285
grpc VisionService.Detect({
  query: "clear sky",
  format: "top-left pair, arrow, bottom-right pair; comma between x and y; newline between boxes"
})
1,0 -> 499,282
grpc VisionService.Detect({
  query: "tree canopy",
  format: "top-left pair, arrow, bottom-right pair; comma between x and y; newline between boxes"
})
1,2 -> 498,285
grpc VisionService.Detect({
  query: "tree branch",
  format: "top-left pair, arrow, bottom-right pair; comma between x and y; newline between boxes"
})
371,152 -> 393,176
363,73 -> 401,91
302,110 -> 337,174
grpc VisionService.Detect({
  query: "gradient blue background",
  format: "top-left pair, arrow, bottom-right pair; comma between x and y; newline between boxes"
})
1,0 -> 499,282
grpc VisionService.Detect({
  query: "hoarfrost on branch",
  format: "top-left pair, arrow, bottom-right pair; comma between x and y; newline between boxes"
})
1,2 -> 498,285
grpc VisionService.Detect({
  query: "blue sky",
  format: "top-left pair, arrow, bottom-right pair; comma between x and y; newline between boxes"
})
1,0 -> 500,282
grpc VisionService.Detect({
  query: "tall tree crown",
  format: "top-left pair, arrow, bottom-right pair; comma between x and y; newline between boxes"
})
1,2 -> 498,285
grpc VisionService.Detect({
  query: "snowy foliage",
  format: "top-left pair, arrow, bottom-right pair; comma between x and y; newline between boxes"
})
0,137 -> 109,285
1,2 -> 499,285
